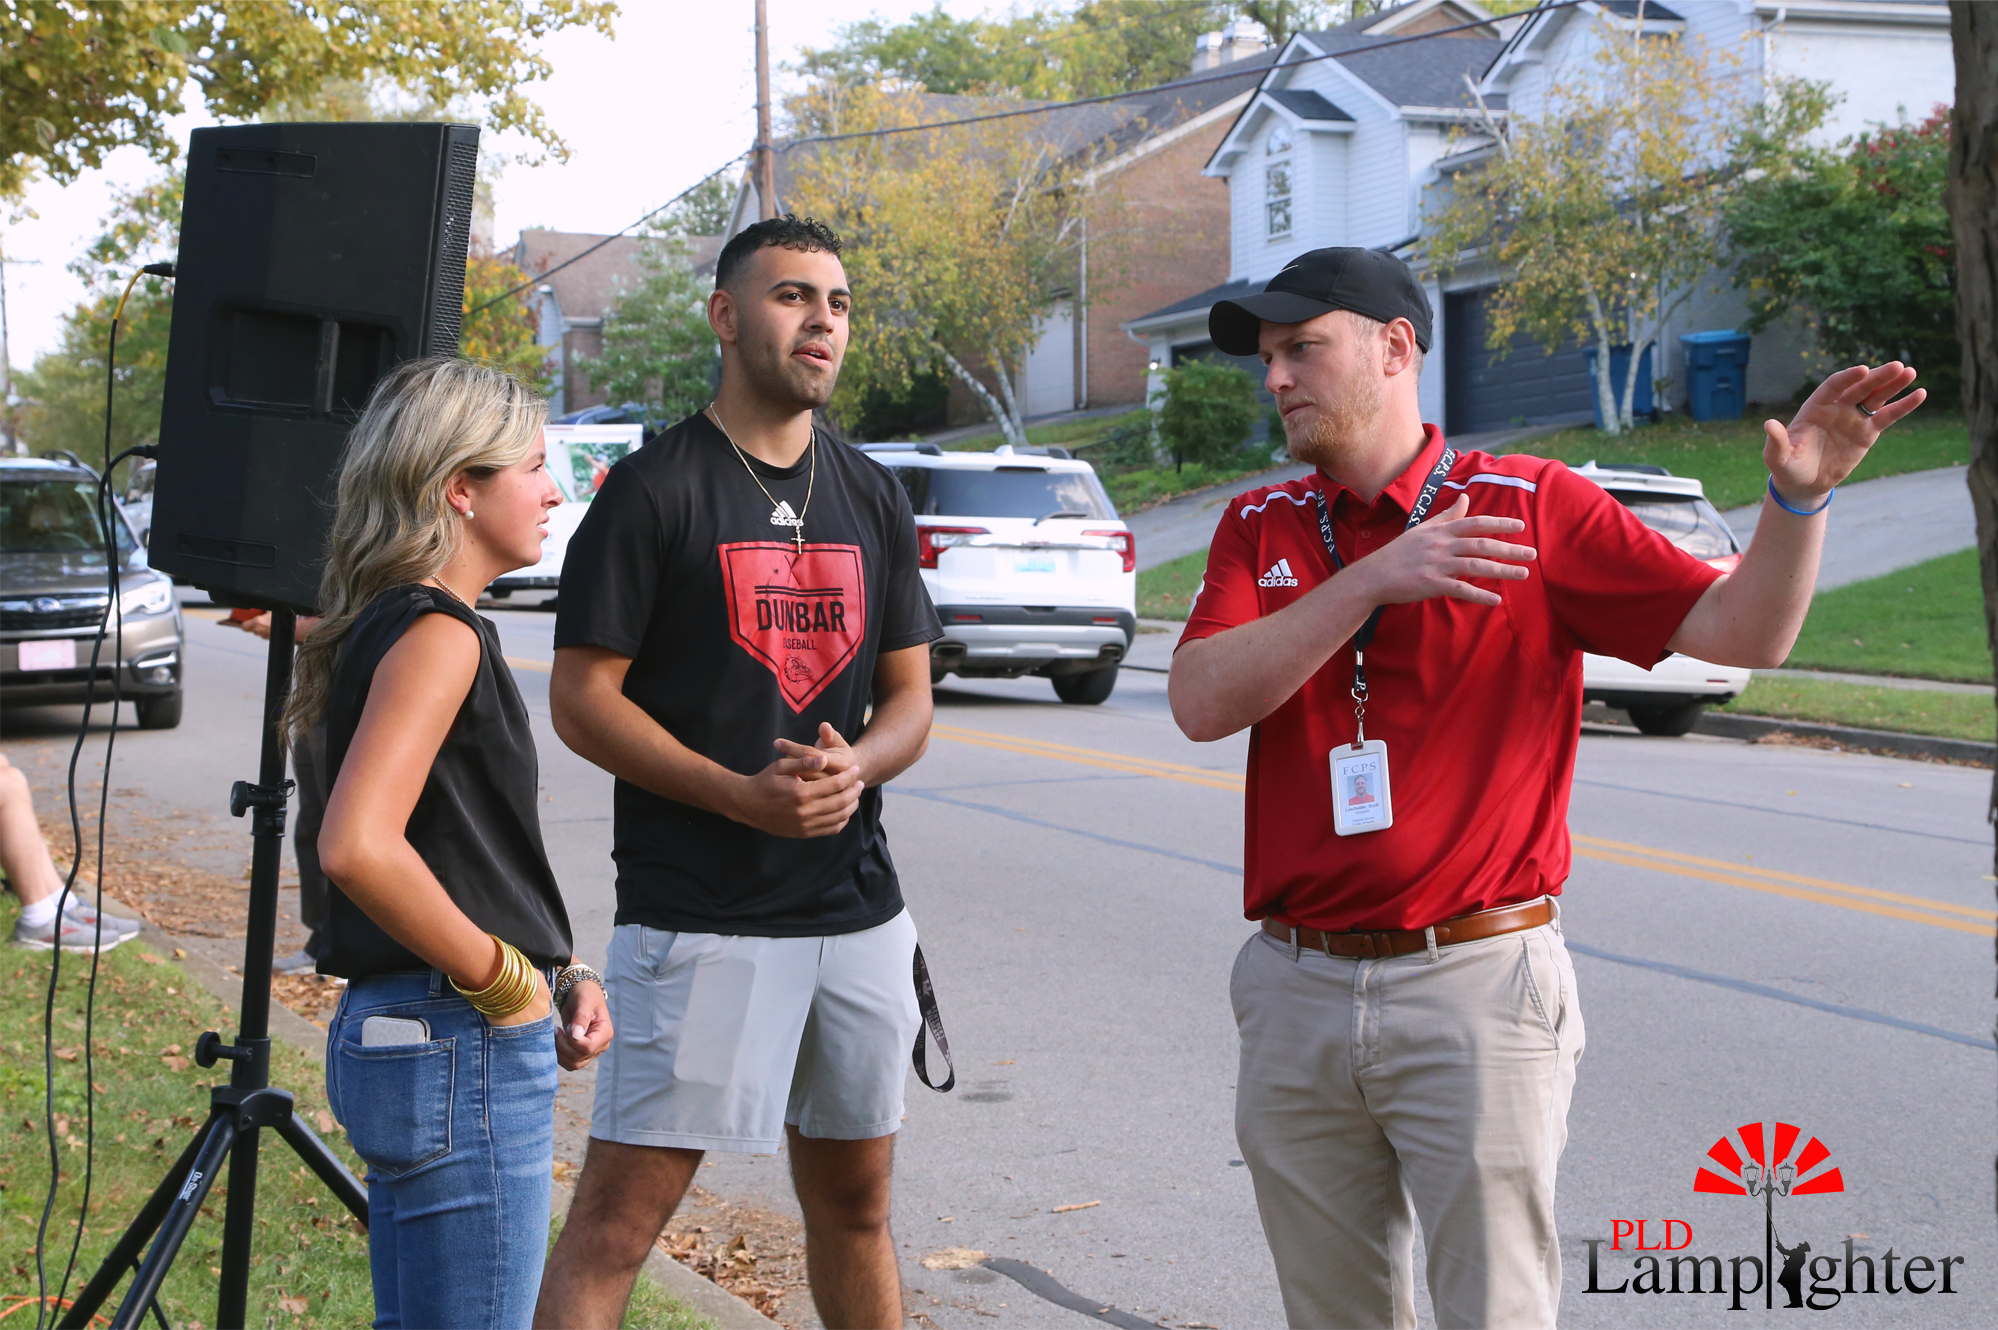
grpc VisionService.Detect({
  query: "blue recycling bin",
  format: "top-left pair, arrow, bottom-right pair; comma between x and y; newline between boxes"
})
1680,330 -> 1753,421
1582,344 -> 1653,430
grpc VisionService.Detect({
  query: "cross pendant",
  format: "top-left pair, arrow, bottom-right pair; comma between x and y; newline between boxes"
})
793,525 -> 806,556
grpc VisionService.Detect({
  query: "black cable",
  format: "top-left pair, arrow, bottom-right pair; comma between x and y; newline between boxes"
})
33,262 -> 167,1330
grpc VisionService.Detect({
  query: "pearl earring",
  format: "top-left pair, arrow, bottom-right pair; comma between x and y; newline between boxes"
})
462,509 -> 475,520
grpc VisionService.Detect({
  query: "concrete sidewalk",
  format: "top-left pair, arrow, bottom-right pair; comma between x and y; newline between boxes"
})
1723,464 -> 1973,591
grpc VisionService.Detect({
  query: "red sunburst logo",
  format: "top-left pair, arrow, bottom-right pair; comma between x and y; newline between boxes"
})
1694,1121 -> 1845,1197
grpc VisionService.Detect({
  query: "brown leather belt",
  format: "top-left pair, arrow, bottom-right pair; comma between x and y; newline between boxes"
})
1260,897 -> 1553,960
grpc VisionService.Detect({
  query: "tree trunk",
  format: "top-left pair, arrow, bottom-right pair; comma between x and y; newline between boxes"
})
1945,6 -> 1998,1099
1948,3 -> 1998,853
938,348 -> 1026,449
1583,284 -> 1624,435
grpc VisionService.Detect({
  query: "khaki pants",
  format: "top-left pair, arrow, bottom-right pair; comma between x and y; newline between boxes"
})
1230,912 -> 1584,1330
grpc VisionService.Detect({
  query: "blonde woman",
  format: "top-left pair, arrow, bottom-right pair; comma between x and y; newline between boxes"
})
294,357 -> 613,1328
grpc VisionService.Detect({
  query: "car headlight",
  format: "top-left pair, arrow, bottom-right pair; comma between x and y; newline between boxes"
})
119,578 -> 175,617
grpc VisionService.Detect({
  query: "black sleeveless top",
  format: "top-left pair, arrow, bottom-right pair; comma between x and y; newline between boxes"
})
313,585 -> 573,978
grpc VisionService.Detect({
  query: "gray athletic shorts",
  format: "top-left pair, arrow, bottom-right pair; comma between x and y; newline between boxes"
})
590,908 -> 921,1152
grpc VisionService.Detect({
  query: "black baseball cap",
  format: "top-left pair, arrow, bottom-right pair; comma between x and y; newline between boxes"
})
1209,247 -> 1432,356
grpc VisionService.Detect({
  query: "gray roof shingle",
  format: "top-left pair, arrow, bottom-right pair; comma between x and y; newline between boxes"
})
1298,10 -> 1505,111
1265,89 -> 1354,122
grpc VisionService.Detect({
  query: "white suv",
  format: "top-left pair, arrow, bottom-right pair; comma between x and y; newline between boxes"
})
1573,461 -> 1751,735
862,443 -> 1137,704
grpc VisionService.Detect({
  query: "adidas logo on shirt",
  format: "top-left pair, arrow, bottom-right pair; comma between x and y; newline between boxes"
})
769,500 -> 802,528
1258,558 -> 1299,588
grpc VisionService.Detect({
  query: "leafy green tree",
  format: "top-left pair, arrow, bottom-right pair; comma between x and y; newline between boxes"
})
1424,23 -> 1828,433
657,167 -> 738,237
1,0 -> 615,201
795,2 -> 1237,102
1158,361 -> 1260,468
1727,108 -> 1956,401
578,238 -> 717,429
462,256 -> 552,394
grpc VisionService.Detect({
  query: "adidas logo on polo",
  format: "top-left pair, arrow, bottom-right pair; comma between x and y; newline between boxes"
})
1258,558 -> 1299,588
769,500 -> 802,528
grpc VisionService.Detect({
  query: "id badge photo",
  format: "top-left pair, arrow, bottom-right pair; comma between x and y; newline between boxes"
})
1331,740 -> 1393,836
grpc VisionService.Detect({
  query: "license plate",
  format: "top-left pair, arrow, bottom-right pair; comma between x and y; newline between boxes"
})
18,638 -> 77,671
1012,554 -> 1057,574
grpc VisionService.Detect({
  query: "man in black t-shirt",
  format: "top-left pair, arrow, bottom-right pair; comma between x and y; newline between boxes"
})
536,216 -> 941,1330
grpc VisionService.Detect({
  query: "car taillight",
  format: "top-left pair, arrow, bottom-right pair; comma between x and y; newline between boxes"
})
1083,528 -> 1135,573
1705,554 -> 1741,573
917,526 -> 988,568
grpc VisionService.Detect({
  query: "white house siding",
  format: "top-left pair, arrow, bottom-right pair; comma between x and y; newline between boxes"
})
1764,19 -> 1955,140
1418,279 -> 1448,425
1310,132 -> 1350,250
1231,115 -> 1318,282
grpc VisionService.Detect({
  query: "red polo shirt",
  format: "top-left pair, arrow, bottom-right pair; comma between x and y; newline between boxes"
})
1179,425 -> 1722,932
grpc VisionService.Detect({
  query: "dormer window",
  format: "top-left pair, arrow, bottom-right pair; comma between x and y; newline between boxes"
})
1266,160 -> 1293,238
1266,125 -> 1293,156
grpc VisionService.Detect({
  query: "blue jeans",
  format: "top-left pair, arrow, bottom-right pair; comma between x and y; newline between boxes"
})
327,971 -> 558,1329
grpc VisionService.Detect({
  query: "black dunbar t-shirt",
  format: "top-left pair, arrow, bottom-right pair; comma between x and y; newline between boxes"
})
553,413 -> 941,936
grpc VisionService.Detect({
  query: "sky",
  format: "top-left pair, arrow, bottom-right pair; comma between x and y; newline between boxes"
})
0,0 -> 968,373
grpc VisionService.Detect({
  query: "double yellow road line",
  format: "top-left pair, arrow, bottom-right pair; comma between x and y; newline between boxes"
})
925,723 -> 1993,939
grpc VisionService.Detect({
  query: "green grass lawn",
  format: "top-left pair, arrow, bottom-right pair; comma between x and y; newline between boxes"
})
1138,548 -> 1210,621
1781,547 -> 1991,682
1506,409 -> 1968,510
0,898 -> 704,1329
1718,676 -> 1993,742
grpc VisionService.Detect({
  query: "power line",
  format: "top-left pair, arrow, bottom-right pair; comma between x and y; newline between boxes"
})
469,0 -> 1582,319
464,157 -> 745,318
780,0 -> 1585,150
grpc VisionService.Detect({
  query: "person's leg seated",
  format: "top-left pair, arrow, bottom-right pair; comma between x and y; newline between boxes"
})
1232,931 -> 1417,1329
0,756 -> 64,915
784,910 -> 921,1329
538,925 -> 817,1328
1368,925 -> 1585,1330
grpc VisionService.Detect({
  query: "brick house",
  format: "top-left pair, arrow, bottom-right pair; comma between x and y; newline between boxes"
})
727,25 -> 1278,425
510,229 -> 723,416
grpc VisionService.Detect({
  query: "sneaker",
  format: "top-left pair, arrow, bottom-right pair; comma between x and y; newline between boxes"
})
274,949 -> 317,975
62,896 -> 143,939
14,911 -> 131,953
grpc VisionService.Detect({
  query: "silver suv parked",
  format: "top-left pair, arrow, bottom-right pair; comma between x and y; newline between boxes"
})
1,458 -> 184,728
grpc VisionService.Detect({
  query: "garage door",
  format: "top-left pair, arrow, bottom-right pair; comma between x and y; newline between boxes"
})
1444,288 -> 1595,435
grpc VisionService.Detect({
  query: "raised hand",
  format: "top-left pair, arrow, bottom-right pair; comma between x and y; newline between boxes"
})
1765,363 -> 1925,507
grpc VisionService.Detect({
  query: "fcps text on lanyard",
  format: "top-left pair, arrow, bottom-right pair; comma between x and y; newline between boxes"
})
1309,444 -> 1458,745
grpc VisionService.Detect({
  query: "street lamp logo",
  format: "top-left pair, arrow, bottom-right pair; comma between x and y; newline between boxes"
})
1693,1122 -> 1844,1310
1583,1119 -> 1968,1309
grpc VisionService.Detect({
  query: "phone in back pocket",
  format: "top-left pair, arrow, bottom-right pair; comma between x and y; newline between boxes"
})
360,1015 -> 430,1047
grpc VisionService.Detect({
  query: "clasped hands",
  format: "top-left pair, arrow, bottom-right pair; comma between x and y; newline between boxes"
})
729,721 -> 863,838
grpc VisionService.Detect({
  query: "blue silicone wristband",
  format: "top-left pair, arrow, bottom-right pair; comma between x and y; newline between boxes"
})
1767,476 -> 1833,516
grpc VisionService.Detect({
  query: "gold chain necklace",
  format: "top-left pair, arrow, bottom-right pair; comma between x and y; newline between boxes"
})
707,404 -> 815,556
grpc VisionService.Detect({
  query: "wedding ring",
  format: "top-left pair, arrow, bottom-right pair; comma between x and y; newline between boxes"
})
1856,401 -> 1877,417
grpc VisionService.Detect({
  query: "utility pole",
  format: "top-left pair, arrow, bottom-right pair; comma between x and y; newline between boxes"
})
755,0 -> 777,220
0,234 -> 15,455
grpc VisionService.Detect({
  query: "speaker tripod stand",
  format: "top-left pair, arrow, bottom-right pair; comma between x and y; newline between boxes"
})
63,609 -> 369,1330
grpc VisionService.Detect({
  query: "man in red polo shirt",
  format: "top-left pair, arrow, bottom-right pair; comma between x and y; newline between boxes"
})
1169,247 -> 1924,1329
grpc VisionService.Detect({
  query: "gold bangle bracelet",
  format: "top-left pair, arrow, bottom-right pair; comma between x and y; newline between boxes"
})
451,935 -> 540,1020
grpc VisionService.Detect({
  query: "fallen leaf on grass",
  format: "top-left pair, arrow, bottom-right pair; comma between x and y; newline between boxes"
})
313,1110 -> 336,1134
1052,1200 -> 1101,1213
920,1247 -> 989,1270
52,1047 -> 78,1062
137,951 -> 162,966
277,1294 -> 308,1315
162,1056 -> 190,1071
173,949 -> 186,959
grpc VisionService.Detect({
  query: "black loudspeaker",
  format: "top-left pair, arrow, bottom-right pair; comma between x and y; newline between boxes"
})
149,122 -> 481,612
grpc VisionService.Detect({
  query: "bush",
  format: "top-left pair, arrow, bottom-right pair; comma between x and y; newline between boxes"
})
1158,362 -> 1261,469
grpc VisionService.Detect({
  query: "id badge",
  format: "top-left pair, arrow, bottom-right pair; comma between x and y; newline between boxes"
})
1331,740 -> 1393,836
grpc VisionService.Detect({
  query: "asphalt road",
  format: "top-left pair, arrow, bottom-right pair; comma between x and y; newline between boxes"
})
4,601 -> 1994,1329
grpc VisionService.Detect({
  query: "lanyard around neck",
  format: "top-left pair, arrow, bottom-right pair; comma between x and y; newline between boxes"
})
1309,443 -> 1457,742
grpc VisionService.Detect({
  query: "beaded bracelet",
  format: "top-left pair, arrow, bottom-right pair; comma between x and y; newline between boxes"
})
1767,476 -> 1834,517
451,935 -> 540,1020
553,963 -> 604,1009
